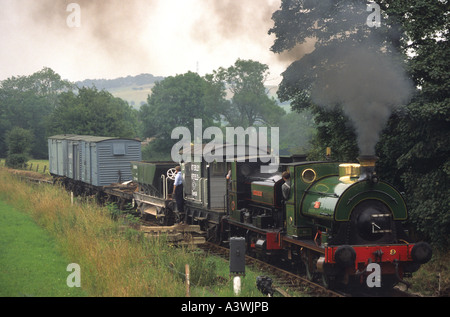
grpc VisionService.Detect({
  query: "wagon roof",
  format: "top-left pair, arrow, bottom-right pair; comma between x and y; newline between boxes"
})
48,134 -> 140,143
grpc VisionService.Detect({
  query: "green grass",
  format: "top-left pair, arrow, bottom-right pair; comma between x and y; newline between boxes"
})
404,250 -> 450,296
108,84 -> 154,108
0,168 -> 286,297
0,199 -> 87,297
0,158 -> 50,175
27,159 -> 50,175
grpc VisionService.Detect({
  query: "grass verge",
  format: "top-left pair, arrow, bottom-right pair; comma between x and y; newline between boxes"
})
0,168 -> 273,297
0,200 -> 87,297
405,250 -> 450,296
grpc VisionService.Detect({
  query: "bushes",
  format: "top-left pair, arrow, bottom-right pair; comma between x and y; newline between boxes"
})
378,113 -> 450,250
5,127 -> 33,169
5,153 -> 29,169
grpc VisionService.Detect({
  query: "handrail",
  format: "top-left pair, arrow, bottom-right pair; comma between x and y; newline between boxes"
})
162,174 -> 166,199
203,178 -> 208,206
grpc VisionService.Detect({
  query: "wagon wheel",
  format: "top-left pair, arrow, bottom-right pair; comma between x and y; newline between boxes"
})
156,207 -> 166,226
166,168 -> 177,180
173,212 -> 182,224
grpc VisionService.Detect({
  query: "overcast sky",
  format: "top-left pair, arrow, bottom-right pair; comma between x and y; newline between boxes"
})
0,0 -> 313,85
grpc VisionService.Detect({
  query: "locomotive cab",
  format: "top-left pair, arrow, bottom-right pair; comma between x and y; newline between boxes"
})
228,161 -> 284,229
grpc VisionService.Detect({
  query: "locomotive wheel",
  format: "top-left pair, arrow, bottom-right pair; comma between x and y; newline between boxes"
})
206,224 -> 221,244
322,273 -> 331,289
321,271 -> 338,289
302,250 -> 319,282
156,207 -> 172,226
156,208 -> 166,226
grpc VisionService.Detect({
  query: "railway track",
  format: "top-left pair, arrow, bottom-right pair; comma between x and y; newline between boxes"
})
197,242 -> 420,297
140,223 -> 206,245
198,242 -> 345,297
8,169 -> 54,185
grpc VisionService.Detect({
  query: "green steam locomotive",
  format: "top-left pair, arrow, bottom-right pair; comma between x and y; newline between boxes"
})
132,146 -> 432,290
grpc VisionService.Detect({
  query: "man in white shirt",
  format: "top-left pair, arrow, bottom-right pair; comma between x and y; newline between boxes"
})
172,166 -> 184,213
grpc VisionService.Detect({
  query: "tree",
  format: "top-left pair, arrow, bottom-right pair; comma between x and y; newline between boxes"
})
208,59 -> 285,128
5,127 -> 33,168
270,0 -> 414,158
375,0 -> 450,248
0,67 -> 74,158
47,87 -> 138,139
269,0 -> 450,248
140,71 -> 227,160
306,106 -> 359,161
279,109 -> 317,155
0,67 -> 73,107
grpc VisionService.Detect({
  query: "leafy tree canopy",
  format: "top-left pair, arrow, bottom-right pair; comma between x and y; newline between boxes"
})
269,0 -> 450,248
0,67 -> 73,158
140,71 -> 226,159
207,59 -> 285,128
47,87 -> 138,139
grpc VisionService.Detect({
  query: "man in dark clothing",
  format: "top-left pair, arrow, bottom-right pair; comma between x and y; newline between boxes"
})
282,171 -> 291,201
279,171 -> 291,229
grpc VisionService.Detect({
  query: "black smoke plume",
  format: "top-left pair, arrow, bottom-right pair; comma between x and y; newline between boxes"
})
310,43 -> 414,155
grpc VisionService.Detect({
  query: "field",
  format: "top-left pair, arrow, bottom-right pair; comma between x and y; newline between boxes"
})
0,159 -> 49,175
108,84 -> 154,108
27,159 -> 50,174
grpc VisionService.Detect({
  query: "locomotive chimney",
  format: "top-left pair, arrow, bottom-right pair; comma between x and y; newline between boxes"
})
357,155 -> 379,182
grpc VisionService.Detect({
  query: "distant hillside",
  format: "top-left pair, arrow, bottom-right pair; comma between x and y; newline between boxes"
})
76,73 -> 164,90
75,73 -> 287,110
76,73 -> 165,108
